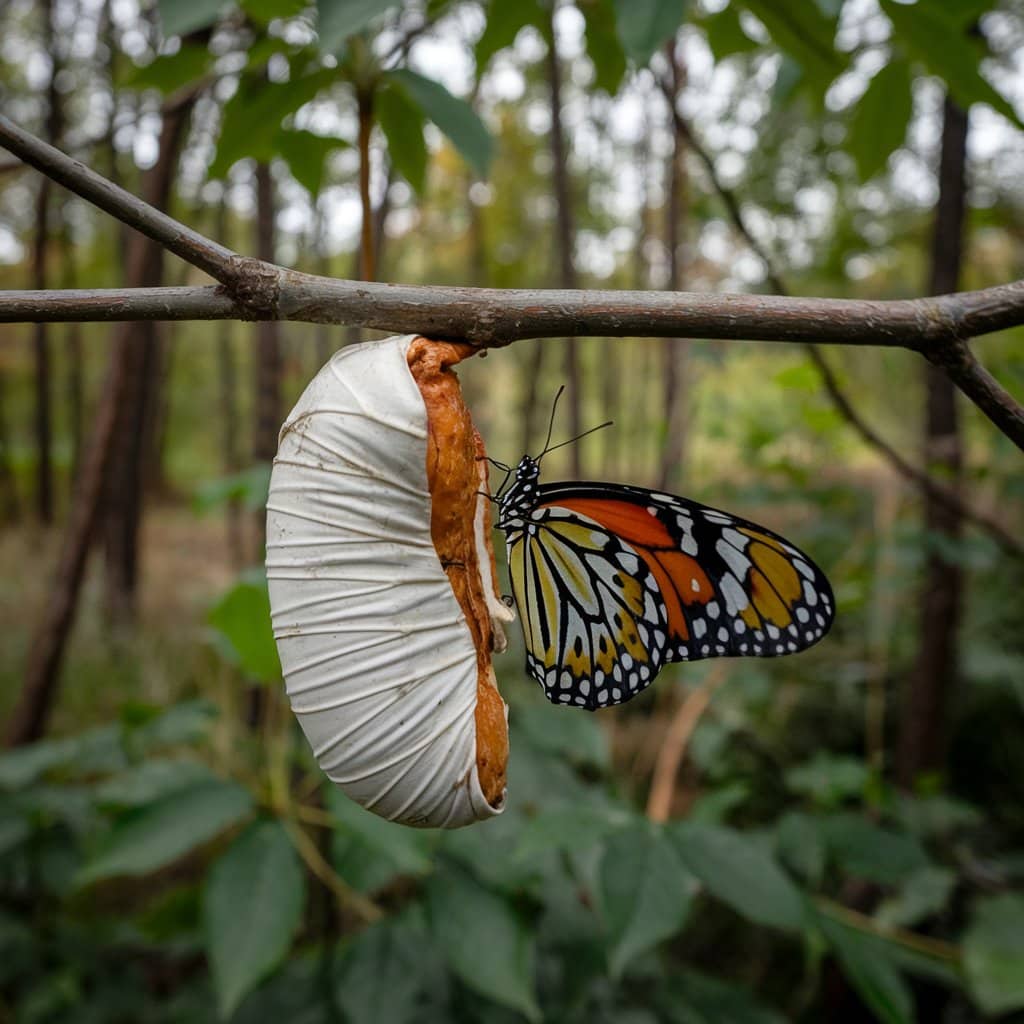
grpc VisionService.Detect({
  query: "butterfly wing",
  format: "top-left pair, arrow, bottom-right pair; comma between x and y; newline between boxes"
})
506,507 -> 668,709
506,481 -> 834,710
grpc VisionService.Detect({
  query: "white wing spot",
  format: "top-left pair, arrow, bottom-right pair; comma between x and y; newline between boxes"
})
796,607 -> 810,623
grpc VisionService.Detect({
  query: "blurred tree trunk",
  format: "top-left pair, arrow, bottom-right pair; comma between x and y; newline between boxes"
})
102,98 -> 193,621
657,39 -> 689,492
31,0 -> 62,524
543,7 -> 582,475
252,160 -> 281,560
7,92 -> 198,747
897,96 -> 968,786
60,217 -> 84,482
314,200 -> 333,370
217,198 -> 244,567
0,368 -> 18,522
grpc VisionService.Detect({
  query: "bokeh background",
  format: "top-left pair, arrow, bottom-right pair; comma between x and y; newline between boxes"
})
1,0 -> 1023,1021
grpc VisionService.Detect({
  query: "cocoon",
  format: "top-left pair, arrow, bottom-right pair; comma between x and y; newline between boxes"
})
266,335 -> 513,828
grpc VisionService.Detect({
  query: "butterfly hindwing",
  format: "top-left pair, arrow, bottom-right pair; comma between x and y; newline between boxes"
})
507,507 -> 667,710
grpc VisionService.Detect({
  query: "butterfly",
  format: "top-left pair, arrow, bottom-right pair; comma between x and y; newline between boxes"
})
491,405 -> 835,712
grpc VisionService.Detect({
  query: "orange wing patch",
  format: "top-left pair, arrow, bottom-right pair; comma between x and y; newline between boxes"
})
543,497 -> 674,548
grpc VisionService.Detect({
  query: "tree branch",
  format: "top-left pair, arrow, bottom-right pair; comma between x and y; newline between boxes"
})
2,114 -> 1024,457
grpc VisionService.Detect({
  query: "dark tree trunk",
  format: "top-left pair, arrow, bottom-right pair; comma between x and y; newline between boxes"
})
31,0 -> 62,524
356,90 -> 375,284
252,161 -> 281,558
897,96 -> 969,786
314,202 -> 333,370
61,218 -> 85,482
544,10 -> 582,476
657,39 -> 690,492
102,100 -> 193,620
0,367 -> 19,523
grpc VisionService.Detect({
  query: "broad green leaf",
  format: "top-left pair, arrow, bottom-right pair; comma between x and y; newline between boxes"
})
377,78 -> 428,194
848,59 -> 913,181
388,69 -> 493,179
820,916 -> 914,1024
876,867 -> 955,929
317,0 -> 400,55
209,68 -> 337,179
276,128 -> 349,196
0,726 -> 122,789
514,701 -> 610,771
131,699 -> 219,751
661,968 -> 788,1023
580,0 -> 628,94
123,44 -> 212,94
963,894 -> 1024,1014
475,0 -> 545,73
742,0 -> 844,87
701,5 -> 759,60
426,865 -> 540,1021
882,0 -> 1023,130
158,0 -> 225,38
672,823 -> 805,931
93,759 -> 218,809
820,814 -> 929,886
599,823 -> 694,977
240,0 -> 308,26
515,804 -> 634,861
785,753 -> 868,807
0,809 -> 29,856
78,780 -> 253,884
208,574 -> 280,682
613,0 -> 687,67
336,913 -> 444,1024
204,819 -> 306,1018
325,786 -> 434,876
775,811 -> 826,886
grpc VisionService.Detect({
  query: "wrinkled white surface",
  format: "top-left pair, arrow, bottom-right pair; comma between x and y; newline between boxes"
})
266,336 -> 503,828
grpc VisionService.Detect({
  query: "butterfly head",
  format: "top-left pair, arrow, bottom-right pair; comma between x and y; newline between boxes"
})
496,456 -> 541,530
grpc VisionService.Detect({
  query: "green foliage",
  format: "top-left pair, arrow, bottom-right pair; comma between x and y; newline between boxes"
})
475,0 -> 545,74
208,573 -> 281,683
377,77 -> 429,193
158,0 -> 225,39
848,59 -> 914,182
204,819 -> 306,1017
77,779 -> 254,884
612,0 -> 688,67
316,0 -> 401,55
963,894 -> 1024,1014
580,0 -> 628,94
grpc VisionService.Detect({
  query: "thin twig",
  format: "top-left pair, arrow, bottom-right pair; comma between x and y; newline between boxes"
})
646,667 -> 728,823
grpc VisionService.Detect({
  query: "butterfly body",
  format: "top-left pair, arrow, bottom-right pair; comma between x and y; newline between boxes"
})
496,456 -> 834,711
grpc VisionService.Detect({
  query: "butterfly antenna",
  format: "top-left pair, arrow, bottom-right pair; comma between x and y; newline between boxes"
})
538,385 -> 566,459
483,455 -> 511,473
539,420 -> 614,460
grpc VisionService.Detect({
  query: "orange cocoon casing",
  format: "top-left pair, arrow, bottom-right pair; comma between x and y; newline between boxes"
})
265,336 -> 513,828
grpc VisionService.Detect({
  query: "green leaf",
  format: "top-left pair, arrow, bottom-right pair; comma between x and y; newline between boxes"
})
325,786 -> 434,877
276,128 -> 349,196
336,913 -> 443,1024
963,894 -> 1024,1015
316,0 -> 400,55
78,780 -> 254,885
158,0 -> 225,38
515,804 -> 634,861
580,0 -> 628,94
820,916 -> 914,1024
123,44 -> 213,94
209,68 -> 337,179
662,968 -> 789,1023
876,867 -> 955,930
204,819 -> 306,1018
671,823 -> 805,931
208,574 -> 281,682
775,811 -> 826,886
742,0 -> 844,87
599,823 -> 694,977
377,79 -> 428,194
701,5 -> 759,60
613,0 -> 687,67
240,0 -> 308,26
475,0 -> 545,73
426,865 -> 540,1021
514,700 -> 610,771
820,814 -> 929,886
881,0 -> 1023,130
388,69 -> 493,179
848,59 -> 913,181
0,726 -> 122,789
93,759 -> 218,809
786,753 -> 868,807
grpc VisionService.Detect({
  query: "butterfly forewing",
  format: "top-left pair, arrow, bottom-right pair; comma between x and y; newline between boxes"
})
500,469 -> 834,711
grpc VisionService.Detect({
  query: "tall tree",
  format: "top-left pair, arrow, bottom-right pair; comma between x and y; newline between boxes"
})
897,95 -> 969,786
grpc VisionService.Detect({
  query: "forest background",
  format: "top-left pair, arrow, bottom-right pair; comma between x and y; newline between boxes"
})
0,0 -> 1023,1021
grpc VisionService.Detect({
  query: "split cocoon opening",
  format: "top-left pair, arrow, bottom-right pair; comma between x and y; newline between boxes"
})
266,335 -> 514,828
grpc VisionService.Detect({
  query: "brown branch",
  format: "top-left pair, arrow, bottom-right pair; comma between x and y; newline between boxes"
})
657,83 -> 1024,547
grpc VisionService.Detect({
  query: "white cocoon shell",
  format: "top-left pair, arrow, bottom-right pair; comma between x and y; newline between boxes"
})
266,335 -> 504,828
